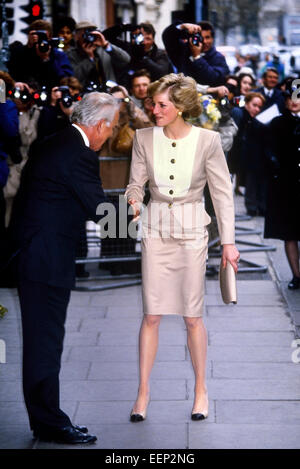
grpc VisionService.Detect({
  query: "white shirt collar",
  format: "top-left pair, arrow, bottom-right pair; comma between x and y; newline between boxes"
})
264,87 -> 274,97
72,123 -> 90,147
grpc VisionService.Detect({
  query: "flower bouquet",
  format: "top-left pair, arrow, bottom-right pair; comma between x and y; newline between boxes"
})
189,93 -> 222,130
0,304 -> 8,318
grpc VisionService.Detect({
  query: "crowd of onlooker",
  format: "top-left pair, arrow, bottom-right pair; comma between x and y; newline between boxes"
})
0,15 -> 299,288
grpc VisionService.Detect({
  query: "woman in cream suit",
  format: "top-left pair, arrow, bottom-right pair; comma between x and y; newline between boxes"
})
125,73 -> 239,422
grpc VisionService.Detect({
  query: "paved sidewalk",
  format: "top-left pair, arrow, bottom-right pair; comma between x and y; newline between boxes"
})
0,197 -> 300,449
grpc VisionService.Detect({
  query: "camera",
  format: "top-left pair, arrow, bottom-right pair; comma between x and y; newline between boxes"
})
131,32 -> 144,46
51,37 -> 65,50
179,28 -> 203,46
219,96 -> 230,107
35,30 -> 50,53
84,81 -> 106,93
82,29 -> 100,44
10,87 -> 32,103
190,32 -> 203,46
57,86 -> 74,108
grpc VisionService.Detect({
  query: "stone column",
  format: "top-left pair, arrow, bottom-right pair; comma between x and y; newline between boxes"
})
70,0 -> 107,30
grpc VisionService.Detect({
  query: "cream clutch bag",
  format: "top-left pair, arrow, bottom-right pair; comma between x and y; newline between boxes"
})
219,261 -> 237,304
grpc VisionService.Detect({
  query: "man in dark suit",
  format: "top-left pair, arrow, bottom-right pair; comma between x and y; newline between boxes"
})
255,67 -> 285,113
16,92 -> 119,444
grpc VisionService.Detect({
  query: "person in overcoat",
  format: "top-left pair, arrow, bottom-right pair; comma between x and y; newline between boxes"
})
228,92 -> 267,216
264,84 -> 300,289
13,92 -> 119,444
125,73 -> 240,423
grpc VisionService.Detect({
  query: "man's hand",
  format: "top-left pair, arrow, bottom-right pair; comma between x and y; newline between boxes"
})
91,31 -> 109,49
189,37 -> 203,57
180,23 -> 201,35
14,82 -> 31,92
81,41 -> 97,59
59,101 -> 74,116
27,30 -> 38,48
221,244 -> 240,273
50,86 -> 62,107
207,86 -> 229,98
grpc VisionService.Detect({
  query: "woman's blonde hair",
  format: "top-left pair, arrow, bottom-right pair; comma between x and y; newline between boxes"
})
147,73 -> 202,119
245,91 -> 265,105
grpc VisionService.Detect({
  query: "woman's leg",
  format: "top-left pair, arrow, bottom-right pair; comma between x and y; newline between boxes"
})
184,317 -> 208,412
284,240 -> 300,278
132,314 -> 162,413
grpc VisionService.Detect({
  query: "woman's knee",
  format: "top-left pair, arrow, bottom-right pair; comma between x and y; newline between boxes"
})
184,316 -> 203,330
143,314 -> 161,328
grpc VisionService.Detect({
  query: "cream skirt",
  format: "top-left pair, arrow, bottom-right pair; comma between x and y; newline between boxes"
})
141,231 -> 208,317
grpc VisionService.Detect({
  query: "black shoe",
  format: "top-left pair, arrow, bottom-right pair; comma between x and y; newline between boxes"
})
34,426 -> 97,444
33,424 -> 88,438
288,276 -> 300,290
191,412 -> 208,421
74,424 -> 88,433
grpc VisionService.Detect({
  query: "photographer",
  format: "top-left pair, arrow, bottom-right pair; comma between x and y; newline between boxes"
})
37,77 -> 82,140
8,20 -> 73,90
162,21 -> 229,86
103,22 -> 173,88
67,21 -> 130,90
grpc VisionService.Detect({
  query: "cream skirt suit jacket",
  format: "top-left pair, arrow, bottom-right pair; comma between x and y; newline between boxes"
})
125,125 -> 235,317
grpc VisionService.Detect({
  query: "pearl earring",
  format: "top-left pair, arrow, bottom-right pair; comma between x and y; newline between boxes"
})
178,111 -> 182,117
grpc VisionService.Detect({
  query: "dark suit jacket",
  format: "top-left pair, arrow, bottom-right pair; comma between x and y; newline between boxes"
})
14,125 -> 106,289
254,87 -> 285,114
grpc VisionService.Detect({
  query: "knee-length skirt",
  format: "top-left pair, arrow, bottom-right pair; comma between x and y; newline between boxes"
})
141,231 -> 208,318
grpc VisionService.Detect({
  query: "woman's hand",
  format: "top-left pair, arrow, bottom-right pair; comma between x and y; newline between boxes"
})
128,198 -> 140,222
221,244 -> 240,273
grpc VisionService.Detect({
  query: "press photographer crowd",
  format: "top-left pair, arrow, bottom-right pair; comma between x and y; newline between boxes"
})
0,15 -> 300,290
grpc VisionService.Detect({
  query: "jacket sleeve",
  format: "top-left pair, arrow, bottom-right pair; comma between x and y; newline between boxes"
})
205,132 -> 235,244
103,43 -> 131,70
162,23 -> 188,71
125,131 -> 149,203
140,49 -> 173,80
51,49 -> 74,78
186,52 -> 229,86
68,149 -> 107,223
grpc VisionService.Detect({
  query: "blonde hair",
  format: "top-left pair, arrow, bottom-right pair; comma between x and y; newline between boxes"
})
147,73 -> 202,119
245,91 -> 265,105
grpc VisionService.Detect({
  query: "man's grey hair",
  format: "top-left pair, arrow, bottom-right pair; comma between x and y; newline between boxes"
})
70,92 -> 118,127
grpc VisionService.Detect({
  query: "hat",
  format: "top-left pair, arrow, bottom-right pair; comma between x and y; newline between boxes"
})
75,20 -> 97,31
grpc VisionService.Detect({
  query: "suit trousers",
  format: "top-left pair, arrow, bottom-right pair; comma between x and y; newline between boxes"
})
18,279 -> 72,432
